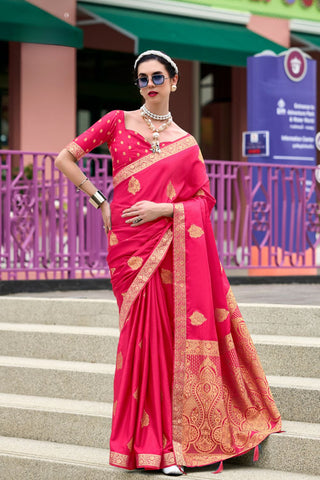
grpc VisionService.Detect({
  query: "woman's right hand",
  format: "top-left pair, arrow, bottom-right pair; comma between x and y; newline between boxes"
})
101,201 -> 111,233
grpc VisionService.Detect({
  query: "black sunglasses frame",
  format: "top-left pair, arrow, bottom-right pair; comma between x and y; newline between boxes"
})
135,74 -> 169,89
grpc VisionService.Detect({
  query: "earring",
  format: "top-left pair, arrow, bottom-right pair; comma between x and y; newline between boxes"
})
140,89 -> 143,95
171,85 -> 177,92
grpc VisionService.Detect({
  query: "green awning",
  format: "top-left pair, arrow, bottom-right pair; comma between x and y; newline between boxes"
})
292,33 -> 320,51
0,0 -> 83,48
78,3 -> 283,67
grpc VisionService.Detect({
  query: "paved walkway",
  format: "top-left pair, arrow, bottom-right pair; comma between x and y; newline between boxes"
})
7,283 -> 320,306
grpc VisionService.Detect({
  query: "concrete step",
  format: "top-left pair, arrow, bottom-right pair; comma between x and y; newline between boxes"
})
0,356 -> 318,424
0,324 -> 318,378
233,420 -> 320,476
0,297 -> 119,327
0,393 -> 112,449
252,335 -> 320,378
1,297 -> 320,336
239,303 -> 320,337
0,323 -> 119,364
0,420 -> 319,478
0,356 -> 115,403
1,391 -> 319,459
267,375 -> 320,423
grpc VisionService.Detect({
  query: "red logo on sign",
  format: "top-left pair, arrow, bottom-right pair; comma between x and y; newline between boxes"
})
283,48 -> 307,82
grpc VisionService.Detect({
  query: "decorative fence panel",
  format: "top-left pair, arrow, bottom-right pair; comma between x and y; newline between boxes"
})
1,151 -> 319,280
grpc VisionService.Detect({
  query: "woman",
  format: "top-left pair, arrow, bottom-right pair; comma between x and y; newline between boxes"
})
55,50 -> 281,476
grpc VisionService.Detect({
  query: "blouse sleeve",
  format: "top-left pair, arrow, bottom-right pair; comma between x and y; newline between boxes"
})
65,110 -> 119,161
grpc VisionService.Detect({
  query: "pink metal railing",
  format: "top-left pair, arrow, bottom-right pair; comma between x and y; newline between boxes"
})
1,151 -> 319,280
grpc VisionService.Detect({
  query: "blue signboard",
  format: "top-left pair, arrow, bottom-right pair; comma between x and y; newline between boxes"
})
242,131 -> 270,157
247,48 -> 317,251
248,49 -> 316,166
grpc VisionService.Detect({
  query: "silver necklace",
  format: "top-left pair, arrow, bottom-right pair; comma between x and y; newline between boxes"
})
140,106 -> 172,154
141,104 -> 171,121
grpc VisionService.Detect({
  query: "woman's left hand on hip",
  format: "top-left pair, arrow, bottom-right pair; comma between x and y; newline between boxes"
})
122,201 -> 173,226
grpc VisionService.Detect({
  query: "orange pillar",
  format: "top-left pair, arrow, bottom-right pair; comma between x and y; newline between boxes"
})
247,15 -> 290,49
9,0 -> 77,152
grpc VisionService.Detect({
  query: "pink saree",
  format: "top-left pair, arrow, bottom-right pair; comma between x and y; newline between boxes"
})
66,110 -> 281,471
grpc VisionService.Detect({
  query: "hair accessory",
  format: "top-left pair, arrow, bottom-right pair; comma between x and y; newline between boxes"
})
76,177 -> 88,192
134,50 -> 178,74
171,85 -> 177,92
89,190 -> 107,209
140,106 -> 172,154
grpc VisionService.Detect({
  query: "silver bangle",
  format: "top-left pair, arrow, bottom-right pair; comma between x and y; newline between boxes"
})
76,177 -> 88,192
89,190 -> 107,209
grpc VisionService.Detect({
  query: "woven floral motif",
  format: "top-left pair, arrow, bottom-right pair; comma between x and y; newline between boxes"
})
188,224 -> 204,238
214,308 -> 229,323
127,256 -> 143,270
189,311 -> 207,326
128,176 -> 141,195
141,409 -> 150,428
167,181 -> 176,200
112,400 -> 117,417
109,232 -> 119,246
160,268 -> 173,284
116,352 -> 123,370
133,388 -> 139,400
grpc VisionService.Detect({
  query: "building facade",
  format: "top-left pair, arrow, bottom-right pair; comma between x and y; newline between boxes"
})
1,0 -> 320,163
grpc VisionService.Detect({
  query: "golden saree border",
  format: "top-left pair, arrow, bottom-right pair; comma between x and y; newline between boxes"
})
113,135 -> 197,187
185,334 -> 240,357
119,228 -> 173,331
65,141 -> 85,161
109,451 -> 129,468
172,203 -> 187,465
110,451 -> 176,469
181,346 -> 281,467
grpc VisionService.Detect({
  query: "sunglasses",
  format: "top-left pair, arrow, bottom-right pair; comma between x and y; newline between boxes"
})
135,74 -> 169,89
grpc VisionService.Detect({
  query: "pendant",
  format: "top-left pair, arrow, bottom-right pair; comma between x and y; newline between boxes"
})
151,140 -> 161,154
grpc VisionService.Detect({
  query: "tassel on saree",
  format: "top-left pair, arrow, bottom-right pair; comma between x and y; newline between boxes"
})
253,444 -> 261,462
212,461 -> 223,474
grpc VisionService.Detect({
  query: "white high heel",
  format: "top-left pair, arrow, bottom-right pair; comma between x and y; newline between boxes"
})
162,465 -> 184,476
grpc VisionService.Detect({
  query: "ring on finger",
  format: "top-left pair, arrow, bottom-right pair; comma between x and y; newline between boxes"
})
133,216 -> 142,224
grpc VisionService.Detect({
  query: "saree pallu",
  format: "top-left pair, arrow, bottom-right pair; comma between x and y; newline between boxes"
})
107,135 -> 281,470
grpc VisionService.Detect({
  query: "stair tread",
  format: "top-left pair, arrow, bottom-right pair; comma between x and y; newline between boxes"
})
0,296 -> 117,305
251,335 -> 320,347
0,323 -> 119,336
1,356 -> 318,388
0,435 -> 108,466
1,324 -> 319,347
0,355 -> 115,374
0,436 -> 318,479
267,375 -> 320,389
238,302 -> 320,309
0,392 -> 113,416
2,295 -> 320,309
281,420 -> 320,438
0,391 -> 318,438
1,356 -> 319,388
